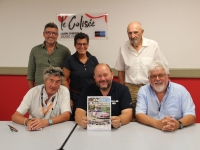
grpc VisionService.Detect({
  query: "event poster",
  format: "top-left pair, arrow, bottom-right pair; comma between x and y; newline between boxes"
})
57,12 -> 108,39
87,96 -> 111,130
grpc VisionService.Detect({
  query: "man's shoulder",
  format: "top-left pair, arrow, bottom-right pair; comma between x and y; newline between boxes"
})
31,43 -> 44,51
143,37 -> 158,46
56,42 -> 70,51
121,40 -> 130,47
29,84 -> 43,93
112,81 -> 129,90
58,85 -> 70,92
169,82 -> 186,90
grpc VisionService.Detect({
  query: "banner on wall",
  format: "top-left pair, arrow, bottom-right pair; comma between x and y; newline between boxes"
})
57,12 -> 108,40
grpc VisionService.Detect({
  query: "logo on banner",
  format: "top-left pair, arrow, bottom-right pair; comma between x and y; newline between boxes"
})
57,13 -> 108,39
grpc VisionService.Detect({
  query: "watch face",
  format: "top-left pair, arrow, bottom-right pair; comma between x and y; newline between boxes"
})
49,119 -> 53,125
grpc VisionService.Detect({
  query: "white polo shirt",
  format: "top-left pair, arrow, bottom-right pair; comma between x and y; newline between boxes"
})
115,37 -> 168,85
17,84 -> 71,119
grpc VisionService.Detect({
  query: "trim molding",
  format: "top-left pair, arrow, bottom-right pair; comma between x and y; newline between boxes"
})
0,67 -> 200,78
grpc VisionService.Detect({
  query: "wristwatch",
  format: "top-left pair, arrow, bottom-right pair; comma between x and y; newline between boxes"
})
48,119 -> 53,125
118,121 -> 122,128
178,120 -> 183,129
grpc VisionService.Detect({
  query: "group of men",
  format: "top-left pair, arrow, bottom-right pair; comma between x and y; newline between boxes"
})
12,22 -> 196,131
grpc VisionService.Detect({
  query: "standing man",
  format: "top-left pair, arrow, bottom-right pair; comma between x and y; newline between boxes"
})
115,21 -> 168,121
12,67 -> 71,131
136,60 -> 196,131
27,22 -> 71,89
75,63 -> 132,129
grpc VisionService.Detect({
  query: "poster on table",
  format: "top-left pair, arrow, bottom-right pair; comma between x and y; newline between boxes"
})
57,12 -> 108,40
87,96 -> 111,130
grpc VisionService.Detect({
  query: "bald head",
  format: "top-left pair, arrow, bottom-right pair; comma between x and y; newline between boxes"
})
127,22 -> 143,31
94,63 -> 113,91
94,63 -> 112,74
127,21 -> 144,46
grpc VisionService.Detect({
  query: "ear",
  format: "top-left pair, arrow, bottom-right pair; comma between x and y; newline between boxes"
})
111,72 -> 114,80
141,29 -> 144,35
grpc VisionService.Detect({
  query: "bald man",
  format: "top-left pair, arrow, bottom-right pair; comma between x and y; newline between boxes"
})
115,22 -> 168,121
75,63 -> 132,129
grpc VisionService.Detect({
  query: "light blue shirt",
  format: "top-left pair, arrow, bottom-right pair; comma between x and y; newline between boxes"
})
136,82 -> 196,120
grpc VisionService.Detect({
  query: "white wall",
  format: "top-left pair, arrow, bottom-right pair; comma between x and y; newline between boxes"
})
1,0 -> 200,68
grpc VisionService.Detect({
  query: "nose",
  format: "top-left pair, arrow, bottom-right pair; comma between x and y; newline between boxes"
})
156,75 -> 160,80
51,81 -> 57,87
131,33 -> 136,38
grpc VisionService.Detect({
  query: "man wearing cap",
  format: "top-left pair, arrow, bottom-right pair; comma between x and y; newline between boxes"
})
12,67 -> 71,131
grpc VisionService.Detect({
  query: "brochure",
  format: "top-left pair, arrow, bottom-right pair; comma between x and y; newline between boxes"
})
87,96 -> 111,130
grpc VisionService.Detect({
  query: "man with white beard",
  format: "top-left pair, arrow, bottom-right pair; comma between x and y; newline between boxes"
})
136,60 -> 196,131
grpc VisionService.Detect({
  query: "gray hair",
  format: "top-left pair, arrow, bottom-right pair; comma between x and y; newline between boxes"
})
148,60 -> 169,77
43,66 -> 64,83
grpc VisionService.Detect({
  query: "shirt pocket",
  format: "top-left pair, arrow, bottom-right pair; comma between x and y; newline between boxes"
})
141,57 -> 153,67
165,96 -> 180,116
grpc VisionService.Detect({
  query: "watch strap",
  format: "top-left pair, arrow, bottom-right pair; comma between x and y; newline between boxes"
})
178,120 -> 183,129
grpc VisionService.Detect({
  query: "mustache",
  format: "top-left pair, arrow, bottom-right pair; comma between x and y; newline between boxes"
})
99,80 -> 107,83
154,81 -> 163,84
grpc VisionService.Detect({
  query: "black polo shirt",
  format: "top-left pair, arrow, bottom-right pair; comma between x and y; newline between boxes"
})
77,81 -> 133,116
63,51 -> 98,91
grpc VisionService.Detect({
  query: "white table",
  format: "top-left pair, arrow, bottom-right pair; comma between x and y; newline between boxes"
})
0,121 -> 76,150
66,122 -> 200,150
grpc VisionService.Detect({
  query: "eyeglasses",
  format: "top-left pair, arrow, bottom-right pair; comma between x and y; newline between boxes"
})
76,43 -> 88,46
149,74 -> 166,79
8,124 -> 18,132
46,69 -> 64,77
45,31 -> 58,36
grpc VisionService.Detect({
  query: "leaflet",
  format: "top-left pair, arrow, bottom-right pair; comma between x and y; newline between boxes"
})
87,96 -> 111,130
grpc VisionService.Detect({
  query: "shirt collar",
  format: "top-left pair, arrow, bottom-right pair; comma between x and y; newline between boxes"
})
42,85 -> 57,101
41,41 -> 58,49
141,37 -> 149,47
74,51 -> 92,59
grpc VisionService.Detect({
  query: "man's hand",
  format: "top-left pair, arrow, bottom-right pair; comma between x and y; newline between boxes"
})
70,99 -> 74,110
27,118 -> 48,131
79,116 -> 88,129
111,116 -> 121,128
161,116 -> 178,132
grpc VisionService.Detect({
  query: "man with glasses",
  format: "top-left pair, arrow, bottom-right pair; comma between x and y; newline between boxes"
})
27,22 -> 71,89
12,67 -> 71,131
115,22 -> 168,121
136,60 -> 196,131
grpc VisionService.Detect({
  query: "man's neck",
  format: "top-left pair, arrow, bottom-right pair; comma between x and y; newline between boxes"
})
155,90 -> 167,103
45,42 -> 56,54
45,42 -> 56,48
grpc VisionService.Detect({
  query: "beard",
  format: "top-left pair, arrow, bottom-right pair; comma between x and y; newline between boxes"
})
152,81 -> 166,93
96,80 -> 112,91
130,38 -> 140,46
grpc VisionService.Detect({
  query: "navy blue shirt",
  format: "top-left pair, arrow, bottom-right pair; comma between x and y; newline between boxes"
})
63,51 -> 98,91
77,81 -> 133,116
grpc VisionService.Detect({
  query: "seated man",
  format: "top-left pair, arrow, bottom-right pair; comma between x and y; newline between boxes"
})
12,67 -> 71,131
75,63 -> 132,129
136,60 -> 196,131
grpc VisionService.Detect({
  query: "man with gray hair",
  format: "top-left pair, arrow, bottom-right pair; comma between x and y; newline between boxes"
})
115,21 -> 168,121
12,67 -> 71,131
136,60 -> 196,131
